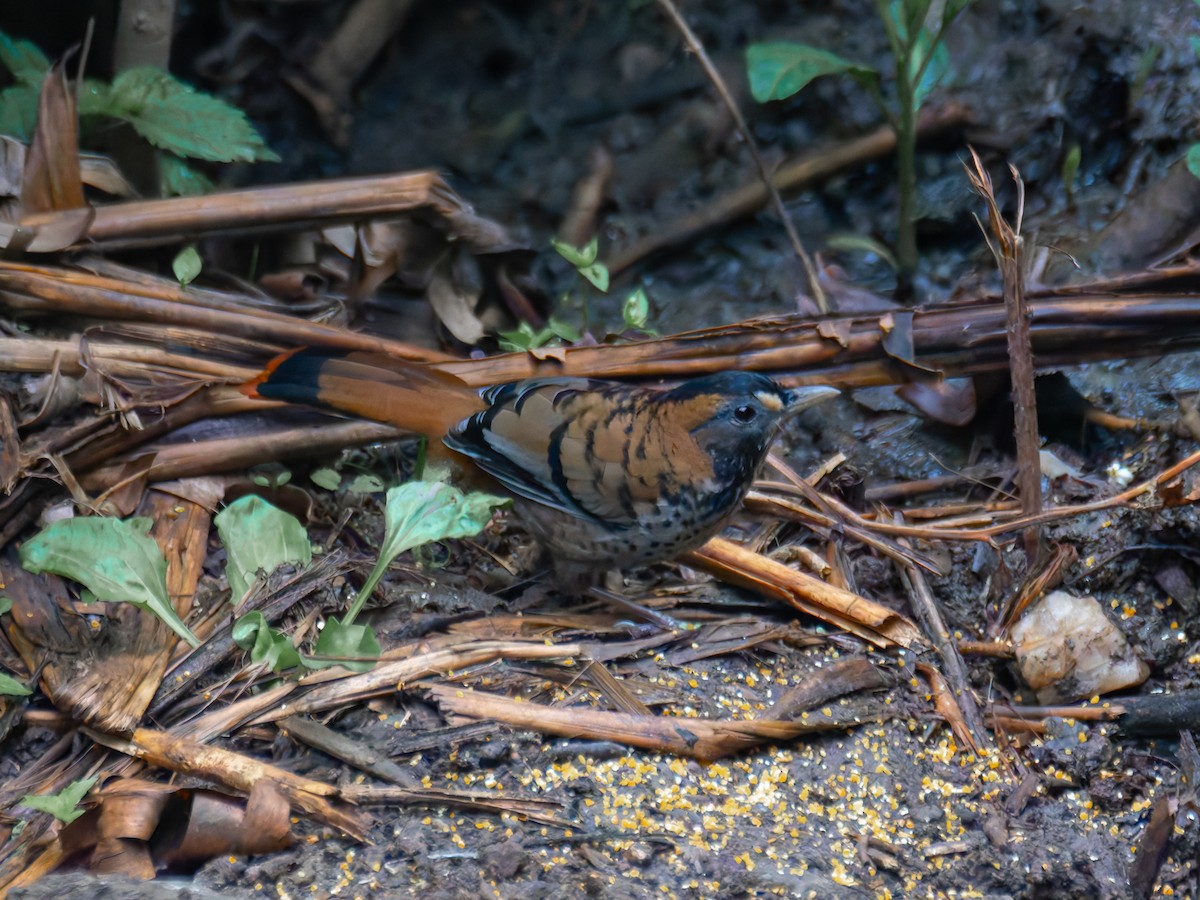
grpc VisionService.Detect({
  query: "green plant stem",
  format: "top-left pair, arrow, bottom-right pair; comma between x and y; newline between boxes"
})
873,0 -> 919,283
341,572 -> 381,628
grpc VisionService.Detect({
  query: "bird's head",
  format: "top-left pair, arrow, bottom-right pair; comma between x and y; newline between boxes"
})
667,371 -> 839,481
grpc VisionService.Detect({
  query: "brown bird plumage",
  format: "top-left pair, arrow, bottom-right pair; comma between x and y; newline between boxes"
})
245,350 -> 837,582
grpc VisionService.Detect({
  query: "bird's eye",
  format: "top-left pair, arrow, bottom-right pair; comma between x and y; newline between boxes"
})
733,404 -> 758,423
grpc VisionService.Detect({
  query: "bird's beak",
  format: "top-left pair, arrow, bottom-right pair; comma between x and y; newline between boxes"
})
785,385 -> 840,412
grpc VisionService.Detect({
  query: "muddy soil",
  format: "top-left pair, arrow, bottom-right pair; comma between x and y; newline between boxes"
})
7,0 -> 1200,898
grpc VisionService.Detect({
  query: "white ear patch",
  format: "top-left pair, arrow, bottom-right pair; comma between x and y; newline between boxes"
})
755,391 -> 784,412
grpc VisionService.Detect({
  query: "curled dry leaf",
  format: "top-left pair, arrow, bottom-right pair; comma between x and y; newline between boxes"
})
55,778 -> 292,881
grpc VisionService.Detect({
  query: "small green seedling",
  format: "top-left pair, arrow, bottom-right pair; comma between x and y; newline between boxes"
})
746,0 -> 974,281
551,236 -> 610,292
497,316 -> 582,352
20,516 -> 200,648
0,32 -> 277,197
231,611 -> 302,673
172,246 -> 202,286
21,776 -> 97,824
214,495 -> 312,602
312,479 -> 508,672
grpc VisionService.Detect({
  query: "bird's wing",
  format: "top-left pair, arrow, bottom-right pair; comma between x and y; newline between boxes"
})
445,378 -> 642,524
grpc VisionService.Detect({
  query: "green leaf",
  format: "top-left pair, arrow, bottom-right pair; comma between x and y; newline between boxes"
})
249,467 -> 291,488
0,596 -> 11,616
0,83 -> 38,141
310,468 -> 342,491
232,611 -> 301,672
902,0 -> 934,35
546,315 -> 582,343
551,236 -> 599,268
347,474 -> 385,494
1187,145 -> 1200,181
577,262 -> 610,293
0,671 -> 30,696
105,67 -> 280,163
746,42 -> 876,103
826,232 -> 898,270
159,153 -> 214,197
497,323 -> 534,352
172,246 -> 202,286
0,33 -> 49,85
498,321 -> 560,352
214,495 -> 312,602
622,288 -> 651,330
19,517 -> 199,648
77,78 -> 112,117
21,776 -> 97,824
344,480 -> 509,626
310,616 -> 380,672
908,27 -> 951,107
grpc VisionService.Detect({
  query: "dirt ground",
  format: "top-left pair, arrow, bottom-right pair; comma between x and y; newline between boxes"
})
5,0 -> 1200,898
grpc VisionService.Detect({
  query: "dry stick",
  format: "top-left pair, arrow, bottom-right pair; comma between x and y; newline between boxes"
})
278,715 -> 418,788
896,528 -> 989,749
84,726 -> 369,841
337,785 -> 568,829
966,149 -> 1041,560
654,0 -> 827,312
19,170 -> 495,252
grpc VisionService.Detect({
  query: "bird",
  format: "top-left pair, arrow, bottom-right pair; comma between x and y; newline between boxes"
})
244,350 -> 838,583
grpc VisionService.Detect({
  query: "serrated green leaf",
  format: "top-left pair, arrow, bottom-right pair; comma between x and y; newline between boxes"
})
343,480 -> 509,626
22,777 -> 96,824
214,495 -> 312,601
347,474 -> 385,494
19,517 -> 199,648
551,236 -> 598,267
22,776 -> 96,823
232,611 -> 301,672
0,33 -> 49,85
309,616 -> 380,672
0,671 -> 30,696
310,468 -> 342,491
159,153 -> 214,197
0,83 -> 38,141
172,246 -> 202,286
105,67 -> 280,163
746,42 -> 876,103
0,596 -> 11,617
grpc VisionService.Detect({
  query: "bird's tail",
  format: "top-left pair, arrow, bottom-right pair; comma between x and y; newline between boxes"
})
242,349 -> 485,438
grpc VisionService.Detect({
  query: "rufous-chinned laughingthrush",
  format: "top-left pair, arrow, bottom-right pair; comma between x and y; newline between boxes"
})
244,350 -> 838,582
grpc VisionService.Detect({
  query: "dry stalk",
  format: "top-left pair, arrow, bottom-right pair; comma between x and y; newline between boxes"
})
965,148 -> 1041,561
